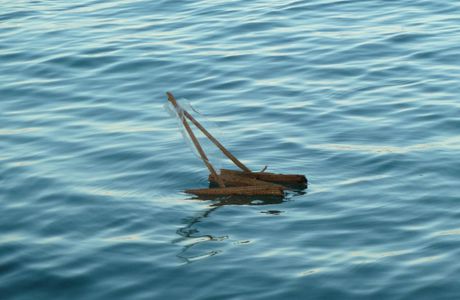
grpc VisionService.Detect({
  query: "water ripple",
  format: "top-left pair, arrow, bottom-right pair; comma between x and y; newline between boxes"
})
1,0 -> 460,299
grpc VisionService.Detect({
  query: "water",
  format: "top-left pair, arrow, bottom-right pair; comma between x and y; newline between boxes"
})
1,1 -> 460,299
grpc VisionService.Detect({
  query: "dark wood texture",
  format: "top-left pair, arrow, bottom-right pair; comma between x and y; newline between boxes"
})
220,169 -> 307,185
209,172 -> 283,188
185,185 -> 285,196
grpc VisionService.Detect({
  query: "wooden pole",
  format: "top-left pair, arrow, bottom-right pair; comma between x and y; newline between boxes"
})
180,100 -> 252,173
167,92 -> 225,188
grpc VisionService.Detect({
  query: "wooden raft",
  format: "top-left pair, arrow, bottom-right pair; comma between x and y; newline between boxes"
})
166,92 -> 307,197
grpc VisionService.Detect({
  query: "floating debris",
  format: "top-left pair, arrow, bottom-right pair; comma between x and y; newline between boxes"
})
166,92 -> 307,197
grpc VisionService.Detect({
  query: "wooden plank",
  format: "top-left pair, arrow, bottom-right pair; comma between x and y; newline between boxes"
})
208,172 -> 283,187
185,185 -> 285,197
221,169 -> 307,185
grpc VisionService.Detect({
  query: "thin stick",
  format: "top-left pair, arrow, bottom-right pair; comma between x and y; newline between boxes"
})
167,92 -> 225,188
180,100 -> 252,173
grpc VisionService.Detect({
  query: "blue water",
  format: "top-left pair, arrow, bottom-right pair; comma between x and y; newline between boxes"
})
1,0 -> 460,299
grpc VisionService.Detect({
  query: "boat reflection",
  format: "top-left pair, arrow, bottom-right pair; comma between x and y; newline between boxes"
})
190,194 -> 286,206
174,195 -> 287,264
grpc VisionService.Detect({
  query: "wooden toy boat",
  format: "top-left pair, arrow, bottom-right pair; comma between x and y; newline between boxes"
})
166,92 -> 307,197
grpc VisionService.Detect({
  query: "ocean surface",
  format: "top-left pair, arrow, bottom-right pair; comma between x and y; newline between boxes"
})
1,1 -> 460,299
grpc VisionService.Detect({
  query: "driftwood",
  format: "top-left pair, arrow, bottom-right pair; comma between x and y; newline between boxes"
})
220,169 -> 307,186
185,185 -> 284,197
209,172 -> 283,188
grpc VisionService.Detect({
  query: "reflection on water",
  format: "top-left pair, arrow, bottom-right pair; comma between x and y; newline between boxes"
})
174,195 -> 289,264
174,206 -> 225,264
190,194 -> 287,206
